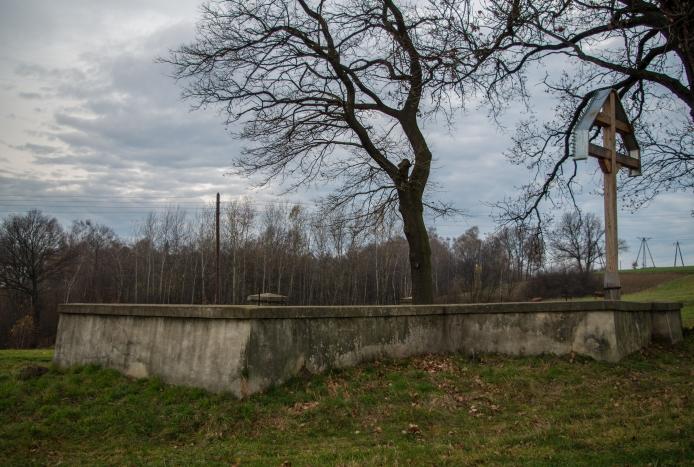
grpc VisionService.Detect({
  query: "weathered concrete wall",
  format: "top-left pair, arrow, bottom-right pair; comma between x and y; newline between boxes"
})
53,301 -> 682,397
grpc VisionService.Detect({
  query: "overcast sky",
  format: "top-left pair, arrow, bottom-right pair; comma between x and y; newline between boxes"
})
0,1 -> 692,267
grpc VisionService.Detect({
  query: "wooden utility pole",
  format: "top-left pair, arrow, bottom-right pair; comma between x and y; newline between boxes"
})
572,89 -> 642,300
215,192 -> 220,304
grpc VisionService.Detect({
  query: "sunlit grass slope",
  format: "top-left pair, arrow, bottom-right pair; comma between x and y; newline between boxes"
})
623,274 -> 694,328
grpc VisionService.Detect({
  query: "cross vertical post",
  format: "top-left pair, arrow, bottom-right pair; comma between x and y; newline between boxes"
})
215,192 -> 220,305
600,93 -> 620,300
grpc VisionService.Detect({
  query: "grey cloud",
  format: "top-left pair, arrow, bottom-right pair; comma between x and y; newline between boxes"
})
1,3 -> 691,263
0,4 -> 316,234
14,63 -> 87,82
425,115 -> 526,217
32,153 -> 131,170
12,143 -> 58,155
0,173 -> 84,194
13,64 -> 48,78
18,92 -> 43,99
1,1 -> 197,69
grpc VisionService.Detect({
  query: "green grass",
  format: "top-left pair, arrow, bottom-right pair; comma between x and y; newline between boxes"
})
623,274 -> 694,328
619,265 -> 694,275
2,340 -> 693,466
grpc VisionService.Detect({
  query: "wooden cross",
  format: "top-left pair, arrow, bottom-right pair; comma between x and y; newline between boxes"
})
572,89 -> 641,300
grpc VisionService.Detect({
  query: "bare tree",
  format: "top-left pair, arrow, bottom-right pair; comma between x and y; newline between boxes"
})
224,198 -> 255,303
165,0 -> 466,303
0,210 -> 72,343
138,213 -> 157,302
549,211 -> 604,273
447,0 -> 693,217
70,220 -> 117,301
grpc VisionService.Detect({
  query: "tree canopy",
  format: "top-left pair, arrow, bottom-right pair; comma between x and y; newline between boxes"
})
165,0 -> 692,301
453,0 -> 693,218
166,0 -> 475,303
0,210 -> 71,343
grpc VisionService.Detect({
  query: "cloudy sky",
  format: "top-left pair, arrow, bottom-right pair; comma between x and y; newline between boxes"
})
0,1 -> 692,266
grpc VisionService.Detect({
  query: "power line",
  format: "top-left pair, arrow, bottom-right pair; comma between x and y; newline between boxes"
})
4,203 -> 690,217
0,194 -> 207,199
0,202 -> 491,217
0,205 -> 211,210
0,199 -> 345,211
3,201 -> 689,220
0,193 -> 690,219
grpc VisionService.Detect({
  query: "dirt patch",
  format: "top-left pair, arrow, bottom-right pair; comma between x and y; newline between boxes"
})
18,365 -> 49,380
604,272 -> 687,294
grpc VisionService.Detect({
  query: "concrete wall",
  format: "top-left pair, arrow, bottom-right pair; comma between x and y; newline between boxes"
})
53,301 -> 683,397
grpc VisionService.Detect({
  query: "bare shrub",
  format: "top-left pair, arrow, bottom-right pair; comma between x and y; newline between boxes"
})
9,314 -> 35,349
522,269 -> 601,300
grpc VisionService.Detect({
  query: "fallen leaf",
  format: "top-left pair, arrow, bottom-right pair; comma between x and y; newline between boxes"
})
289,401 -> 319,414
407,423 -> 422,435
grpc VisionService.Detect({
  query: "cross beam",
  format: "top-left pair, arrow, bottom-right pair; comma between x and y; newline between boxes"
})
572,89 -> 642,300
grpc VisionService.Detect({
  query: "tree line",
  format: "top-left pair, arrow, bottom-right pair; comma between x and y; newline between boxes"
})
0,203 -> 611,348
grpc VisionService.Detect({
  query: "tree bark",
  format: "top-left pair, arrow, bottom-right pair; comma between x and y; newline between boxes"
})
398,190 -> 433,304
396,110 -> 434,304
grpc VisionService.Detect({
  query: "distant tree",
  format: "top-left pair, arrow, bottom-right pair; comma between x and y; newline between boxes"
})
497,222 -> 545,281
165,0 -> 469,303
549,211 -> 604,273
452,227 -> 483,291
0,210 -> 72,343
523,267 -> 602,300
70,220 -> 118,301
224,199 -> 256,304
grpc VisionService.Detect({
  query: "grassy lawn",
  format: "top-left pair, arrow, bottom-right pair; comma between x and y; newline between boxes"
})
2,338 -> 693,466
623,274 -> 694,328
619,265 -> 694,275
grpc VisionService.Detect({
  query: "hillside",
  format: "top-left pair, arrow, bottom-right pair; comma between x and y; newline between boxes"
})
623,274 -> 694,328
618,266 -> 694,294
611,266 -> 694,328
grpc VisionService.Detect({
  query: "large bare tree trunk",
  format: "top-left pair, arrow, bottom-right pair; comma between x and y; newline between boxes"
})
398,192 -> 433,304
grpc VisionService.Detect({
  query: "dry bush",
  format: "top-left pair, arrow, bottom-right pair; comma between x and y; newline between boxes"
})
9,314 -> 35,349
522,269 -> 601,300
